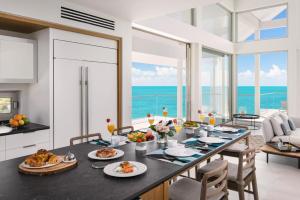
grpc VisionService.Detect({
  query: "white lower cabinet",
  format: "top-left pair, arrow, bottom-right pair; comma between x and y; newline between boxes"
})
5,142 -> 49,160
0,151 -> 4,161
4,130 -> 50,160
0,137 -> 5,161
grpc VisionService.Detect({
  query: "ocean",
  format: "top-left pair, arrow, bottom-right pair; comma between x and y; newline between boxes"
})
132,86 -> 287,119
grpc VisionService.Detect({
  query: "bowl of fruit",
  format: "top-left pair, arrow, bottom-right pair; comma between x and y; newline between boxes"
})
9,114 -> 30,128
127,131 -> 155,151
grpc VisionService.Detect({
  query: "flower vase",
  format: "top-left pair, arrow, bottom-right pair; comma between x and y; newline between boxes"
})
135,142 -> 147,151
157,133 -> 167,144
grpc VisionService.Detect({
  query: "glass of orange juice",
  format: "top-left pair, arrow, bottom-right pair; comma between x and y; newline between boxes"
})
147,113 -> 155,126
106,118 -> 116,135
197,109 -> 206,123
162,107 -> 168,120
208,114 -> 216,126
173,118 -> 183,133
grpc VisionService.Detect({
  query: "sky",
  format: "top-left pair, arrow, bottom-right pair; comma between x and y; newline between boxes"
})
132,9 -> 287,87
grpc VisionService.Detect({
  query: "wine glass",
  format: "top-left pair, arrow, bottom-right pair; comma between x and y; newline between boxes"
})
174,118 -> 183,133
198,109 -> 205,123
106,118 -> 116,146
162,107 -> 168,121
209,115 -> 216,126
147,113 -> 155,126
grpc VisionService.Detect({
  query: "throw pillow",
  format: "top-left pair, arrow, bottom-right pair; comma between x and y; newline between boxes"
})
279,113 -> 291,132
280,123 -> 292,135
270,116 -> 285,136
288,119 -> 296,131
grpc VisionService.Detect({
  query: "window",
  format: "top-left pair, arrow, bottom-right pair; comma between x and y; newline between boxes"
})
237,54 -> 255,114
237,51 -> 287,115
0,98 -> 11,113
200,4 -> 232,40
260,51 -> 287,111
201,49 -> 231,119
132,29 -> 188,125
237,5 -> 288,42
167,9 -> 193,25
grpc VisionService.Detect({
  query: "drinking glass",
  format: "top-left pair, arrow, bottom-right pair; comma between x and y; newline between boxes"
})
199,113 -> 206,123
147,114 -> 155,126
174,118 -> 183,133
107,122 -> 116,135
162,107 -> 168,120
209,116 -> 216,126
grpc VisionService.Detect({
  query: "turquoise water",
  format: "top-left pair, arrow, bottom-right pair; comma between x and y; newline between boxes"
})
132,86 -> 287,119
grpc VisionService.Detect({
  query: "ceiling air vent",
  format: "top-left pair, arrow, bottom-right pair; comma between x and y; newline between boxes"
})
61,6 -> 115,30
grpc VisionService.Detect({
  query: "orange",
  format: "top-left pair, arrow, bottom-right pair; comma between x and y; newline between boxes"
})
14,114 -> 23,121
21,114 -> 27,119
11,120 -> 19,127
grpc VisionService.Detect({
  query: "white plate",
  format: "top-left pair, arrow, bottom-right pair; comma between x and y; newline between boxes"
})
88,149 -> 124,160
20,157 -> 63,169
214,126 -> 239,133
0,126 -> 12,134
198,137 -> 225,144
103,161 -> 147,178
165,147 -> 197,157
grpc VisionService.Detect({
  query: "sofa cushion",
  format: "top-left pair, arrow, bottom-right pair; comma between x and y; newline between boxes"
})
270,115 -> 285,136
271,128 -> 300,147
279,113 -> 291,132
262,118 -> 275,142
288,119 -> 296,131
281,123 -> 291,135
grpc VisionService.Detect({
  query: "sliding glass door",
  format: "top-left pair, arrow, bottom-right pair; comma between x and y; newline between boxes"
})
201,49 -> 231,119
132,29 -> 188,125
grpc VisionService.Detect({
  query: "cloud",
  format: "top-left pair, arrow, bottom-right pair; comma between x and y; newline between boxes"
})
132,66 -> 177,86
238,64 -> 286,86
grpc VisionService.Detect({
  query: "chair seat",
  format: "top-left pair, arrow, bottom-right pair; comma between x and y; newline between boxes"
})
227,163 -> 252,181
169,178 -> 225,200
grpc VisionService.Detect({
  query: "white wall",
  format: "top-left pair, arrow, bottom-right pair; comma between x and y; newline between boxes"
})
0,0 -> 132,126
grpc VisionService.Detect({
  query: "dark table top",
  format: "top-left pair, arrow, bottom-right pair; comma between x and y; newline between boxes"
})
0,129 -> 250,200
0,123 -> 50,136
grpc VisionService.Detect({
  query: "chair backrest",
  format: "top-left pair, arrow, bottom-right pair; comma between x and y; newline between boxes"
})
70,133 -> 102,146
112,126 -> 134,136
237,147 -> 256,182
201,160 -> 228,200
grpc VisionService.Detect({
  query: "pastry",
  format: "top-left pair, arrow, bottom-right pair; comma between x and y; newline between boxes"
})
96,148 -> 117,158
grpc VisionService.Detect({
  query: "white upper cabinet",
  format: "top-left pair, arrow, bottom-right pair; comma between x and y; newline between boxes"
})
0,35 -> 37,83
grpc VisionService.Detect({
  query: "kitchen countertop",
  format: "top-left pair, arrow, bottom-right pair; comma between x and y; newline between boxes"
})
0,123 -> 50,136
0,130 -> 250,200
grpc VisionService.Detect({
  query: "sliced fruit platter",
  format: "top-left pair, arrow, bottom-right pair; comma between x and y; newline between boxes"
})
127,131 -> 155,143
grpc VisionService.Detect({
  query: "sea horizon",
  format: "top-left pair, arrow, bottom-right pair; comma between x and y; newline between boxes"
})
132,86 -> 287,119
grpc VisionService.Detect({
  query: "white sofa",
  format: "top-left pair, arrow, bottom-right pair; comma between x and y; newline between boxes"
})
262,113 -> 300,147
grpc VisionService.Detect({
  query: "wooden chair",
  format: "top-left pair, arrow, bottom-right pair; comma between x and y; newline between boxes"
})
169,160 -> 228,200
112,126 -> 134,136
197,148 -> 258,200
219,124 -> 249,158
70,133 -> 102,146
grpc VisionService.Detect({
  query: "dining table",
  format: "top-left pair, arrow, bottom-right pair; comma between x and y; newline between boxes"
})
0,127 -> 250,200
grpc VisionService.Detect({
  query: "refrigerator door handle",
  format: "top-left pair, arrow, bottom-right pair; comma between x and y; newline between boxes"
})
80,66 -> 85,142
85,66 -> 89,137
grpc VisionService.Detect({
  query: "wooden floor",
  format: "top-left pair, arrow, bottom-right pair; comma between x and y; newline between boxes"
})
185,152 -> 300,200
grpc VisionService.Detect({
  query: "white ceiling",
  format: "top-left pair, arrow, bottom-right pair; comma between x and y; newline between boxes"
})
65,0 -> 221,21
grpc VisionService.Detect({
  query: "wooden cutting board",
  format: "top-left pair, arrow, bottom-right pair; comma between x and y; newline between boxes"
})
18,156 -> 78,176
